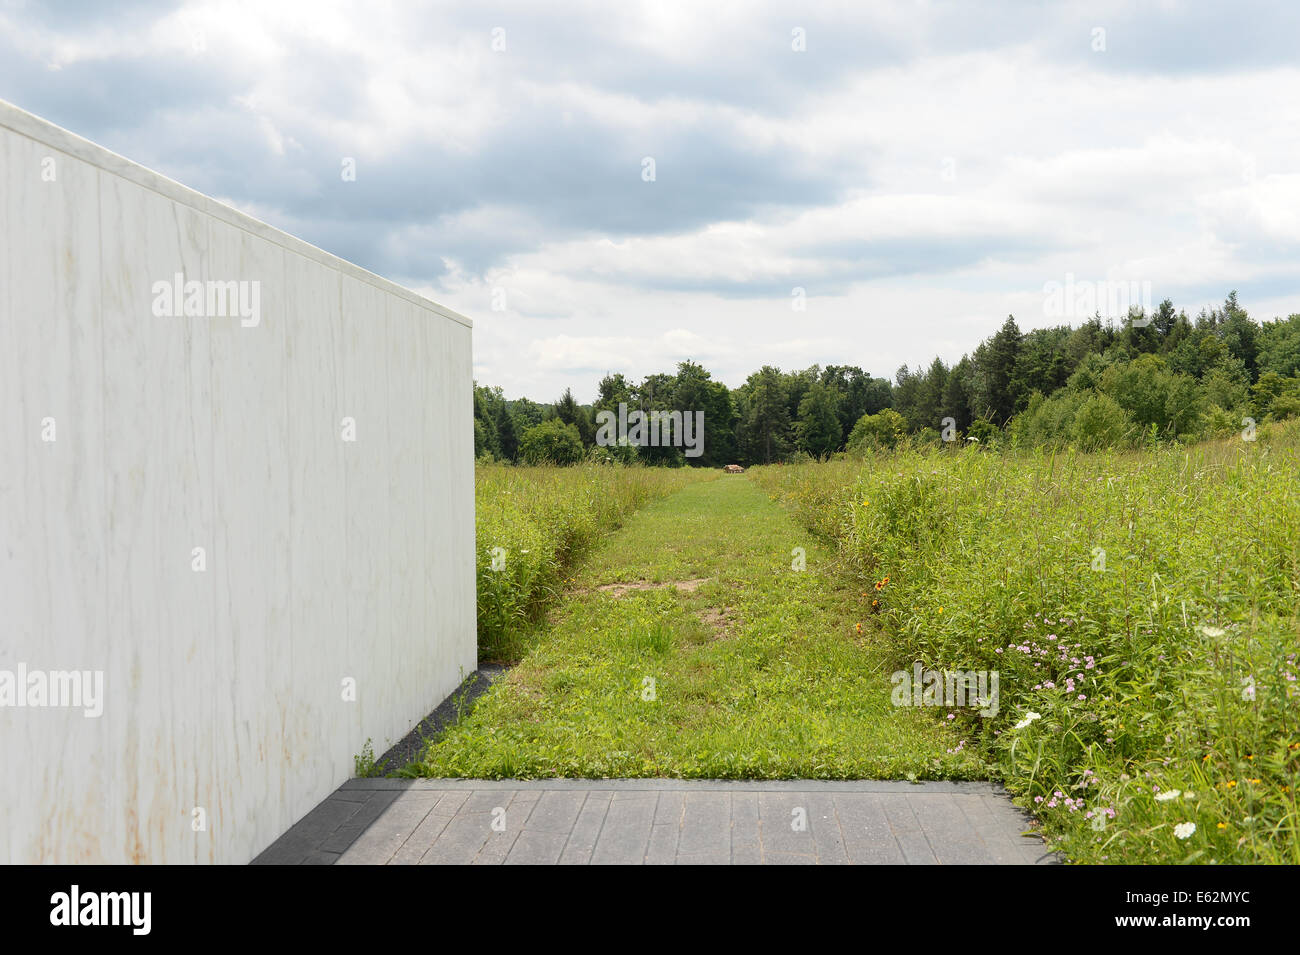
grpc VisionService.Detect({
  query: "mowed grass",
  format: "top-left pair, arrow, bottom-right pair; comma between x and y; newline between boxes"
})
475,463 -> 707,661
409,476 -> 980,779
752,420 -> 1300,864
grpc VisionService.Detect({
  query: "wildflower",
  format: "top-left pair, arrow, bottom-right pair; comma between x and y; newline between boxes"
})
1014,712 -> 1041,730
1217,822 -> 1227,829
937,606 -> 944,614
1199,625 -> 1226,639
1174,822 -> 1196,840
1154,790 -> 1181,802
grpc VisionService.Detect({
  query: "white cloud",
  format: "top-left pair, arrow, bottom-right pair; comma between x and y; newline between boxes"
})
5,0 -> 1299,400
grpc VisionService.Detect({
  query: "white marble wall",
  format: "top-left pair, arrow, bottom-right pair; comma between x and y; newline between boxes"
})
0,99 -> 475,863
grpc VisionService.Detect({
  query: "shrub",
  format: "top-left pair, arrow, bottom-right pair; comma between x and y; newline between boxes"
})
519,419 -> 585,465
847,408 -> 906,452
1071,393 -> 1132,450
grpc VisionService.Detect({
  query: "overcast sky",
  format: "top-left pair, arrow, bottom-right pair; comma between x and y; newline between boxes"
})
3,0 -> 1299,400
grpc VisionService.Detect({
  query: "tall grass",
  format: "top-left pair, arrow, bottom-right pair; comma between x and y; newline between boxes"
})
475,463 -> 706,661
752,420 -> 1300,863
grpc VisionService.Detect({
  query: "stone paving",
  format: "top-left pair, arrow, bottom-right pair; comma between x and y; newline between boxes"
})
253,779 -> 1056,865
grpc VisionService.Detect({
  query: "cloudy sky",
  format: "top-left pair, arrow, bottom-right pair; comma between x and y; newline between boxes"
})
3,0 -> 1299,400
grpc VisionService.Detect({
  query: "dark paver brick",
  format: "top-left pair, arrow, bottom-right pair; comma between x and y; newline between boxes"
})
255,779 -> 1056,866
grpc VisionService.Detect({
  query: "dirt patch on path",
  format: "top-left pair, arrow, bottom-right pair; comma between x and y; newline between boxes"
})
592,577 -> 712,598
697,607 -> 735,639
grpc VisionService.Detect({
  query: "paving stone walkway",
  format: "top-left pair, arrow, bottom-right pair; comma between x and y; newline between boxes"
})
253,779 -> 1056,865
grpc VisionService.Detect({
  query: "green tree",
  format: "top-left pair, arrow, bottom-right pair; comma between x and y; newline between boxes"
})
915,357 -> 949,431
847,408 -> 906,452
740,366 -> 791,463
795,380 -> 842,456
1071,393 -> 1132,450
519,419 -> 584,465
1219,292 -> 1259,381
554,387 -> 594,447
510,397 -> 546,434
892,365 -> 923,431
942,357 -> 973,432
971,315 -> 1023,424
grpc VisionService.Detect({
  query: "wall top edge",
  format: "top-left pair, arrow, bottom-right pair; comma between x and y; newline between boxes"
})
0,98 -> 473,330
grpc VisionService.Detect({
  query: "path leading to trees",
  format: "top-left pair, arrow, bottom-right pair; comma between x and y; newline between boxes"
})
257,476 -> 1053,864
412,476 -> 990,779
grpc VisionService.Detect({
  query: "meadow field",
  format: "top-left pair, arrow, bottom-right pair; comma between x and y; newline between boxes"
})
752,420 -> 1300,863
426,424 -> 1299,864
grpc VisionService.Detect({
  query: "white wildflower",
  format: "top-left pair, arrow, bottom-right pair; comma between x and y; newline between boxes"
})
1014,711 -> 1041,730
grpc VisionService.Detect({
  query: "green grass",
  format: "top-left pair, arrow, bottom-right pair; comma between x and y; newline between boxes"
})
474,463 -> 706,661
751,420 -> 1300,864
409,476 -> 979,780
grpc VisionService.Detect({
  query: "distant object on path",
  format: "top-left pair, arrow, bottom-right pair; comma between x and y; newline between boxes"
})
723,464 -> 746,473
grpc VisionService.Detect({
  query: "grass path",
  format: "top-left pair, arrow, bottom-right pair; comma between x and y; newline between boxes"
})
407,475 -> 982,779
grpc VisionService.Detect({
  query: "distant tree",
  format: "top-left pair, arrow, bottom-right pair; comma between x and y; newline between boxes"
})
594,372 -> 634,415
741,366 -> 791,463
1071,393 -> 1132,450
1219,292 -> 1259,381
510,397 -> 546,434
1013,327 -> 1071,406
914,357 -> 949,431
847,409 -> 906,452
862,376 -> 893,414
795,380 -> 842,456
1258,314 -> 1300,378
472,385 -> 500,459
519,419 -> 584,465
495,404 -> 518,461
892,365 -> 923,430
554,387 -> 594,446
972,315 -> 1023,424
475,289 -> 1300,460
942,357 -> 973,433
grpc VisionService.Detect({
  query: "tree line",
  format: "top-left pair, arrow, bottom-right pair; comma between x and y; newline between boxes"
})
474,292 -> 1300,465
